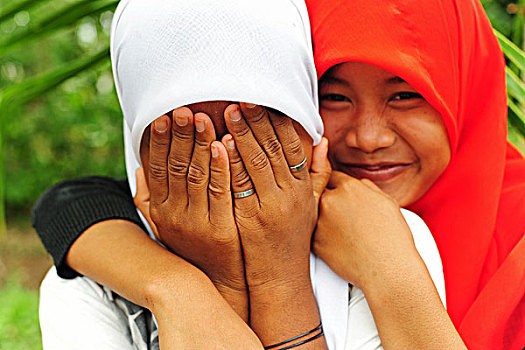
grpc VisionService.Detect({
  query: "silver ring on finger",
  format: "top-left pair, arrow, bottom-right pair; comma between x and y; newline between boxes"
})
233,188 -> 256,199
289,156 -> 308,172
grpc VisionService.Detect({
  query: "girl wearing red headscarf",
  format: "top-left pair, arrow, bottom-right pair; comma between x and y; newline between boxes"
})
306,0 -> 525,349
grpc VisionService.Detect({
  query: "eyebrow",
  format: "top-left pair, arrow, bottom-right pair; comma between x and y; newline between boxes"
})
320,75 -> 407,86
319,76 -> 350,87
386,76 -> 406,84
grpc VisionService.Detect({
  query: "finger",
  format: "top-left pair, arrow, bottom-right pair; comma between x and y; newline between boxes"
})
327,170 -> 352,189
310,138 -> 332,207
238,103 -> 290,185
148,115 -> 171,205
360,178 -> 384,194
187,112 -> 216,213
222,134 -> 259,214
224,104 -> 276,196
208,141 -> 233,226
134,167 -> 159,239
267,110 -> 308,180
167,107 -> 194,206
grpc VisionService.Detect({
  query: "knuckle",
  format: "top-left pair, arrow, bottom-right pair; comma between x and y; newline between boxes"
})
194,137 -> 211,149
187,164 -> 208,186
208,175 -> 229,197
149,161 -> 167,179
208,183 -> 229,198
231,168 -> 251,188
232,124 -> 252,138
287,137 -> 304,155
249,151 -> 269,171
150,134 -> 170,148
171,128 -> 193,142
262,137 -> 283,158
167,157 -> 188,176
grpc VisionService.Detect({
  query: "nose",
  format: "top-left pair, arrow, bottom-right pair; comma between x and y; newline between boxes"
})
344,108 -> 396,153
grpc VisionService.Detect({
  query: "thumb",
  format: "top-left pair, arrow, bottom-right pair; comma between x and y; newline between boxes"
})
310,137 -> 331,207
134,167 -> 159,239
327,170 -> 350,189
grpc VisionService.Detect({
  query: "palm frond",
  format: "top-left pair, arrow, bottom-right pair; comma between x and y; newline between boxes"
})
0,0 -> 119,55
0,47 -> 110,235
0,0 -> 43,25
506,67 -> 525,106
496,30 -> 525,71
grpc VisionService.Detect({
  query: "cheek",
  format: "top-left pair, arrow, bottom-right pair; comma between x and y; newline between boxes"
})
319,109 -> 349,158
398,109 -> 451,182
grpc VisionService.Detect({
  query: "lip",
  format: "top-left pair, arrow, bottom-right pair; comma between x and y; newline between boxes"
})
338,162 -> 414,182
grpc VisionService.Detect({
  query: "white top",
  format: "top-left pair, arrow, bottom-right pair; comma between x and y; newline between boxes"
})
40,210 -> 445,350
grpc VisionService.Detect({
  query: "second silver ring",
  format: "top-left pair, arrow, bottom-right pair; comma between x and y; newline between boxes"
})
289,156 -> 308,172
233,188 -> 256,199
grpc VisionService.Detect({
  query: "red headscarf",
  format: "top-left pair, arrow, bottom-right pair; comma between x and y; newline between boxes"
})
306,0 -> 525,348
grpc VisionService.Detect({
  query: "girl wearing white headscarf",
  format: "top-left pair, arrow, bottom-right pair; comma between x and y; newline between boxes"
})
39,0 -> 445,349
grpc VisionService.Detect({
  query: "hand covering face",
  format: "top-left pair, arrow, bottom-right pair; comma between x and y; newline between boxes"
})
306,0 -> 525,348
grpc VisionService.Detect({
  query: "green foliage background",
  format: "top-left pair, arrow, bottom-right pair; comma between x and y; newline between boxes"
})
1,0 -> 123,225
1,0 -> 524,228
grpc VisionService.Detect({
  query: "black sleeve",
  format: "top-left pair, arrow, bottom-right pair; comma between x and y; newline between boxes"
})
32,176 -> 145,279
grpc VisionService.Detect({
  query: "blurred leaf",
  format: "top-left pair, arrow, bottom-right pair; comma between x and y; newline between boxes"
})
0,46 -> 110,234
496,29 -> 525,71
0,0 -> 119,55
506,67 -> 525,105
1,47 -> 109,110
484,1 -> 515,36
508,100 -> 525,136
0,0 -> 42,25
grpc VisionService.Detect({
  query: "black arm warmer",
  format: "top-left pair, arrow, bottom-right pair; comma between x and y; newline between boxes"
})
31,176 -> 144,279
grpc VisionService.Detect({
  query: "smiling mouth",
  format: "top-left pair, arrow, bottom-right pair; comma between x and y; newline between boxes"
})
339,163 -> 413,182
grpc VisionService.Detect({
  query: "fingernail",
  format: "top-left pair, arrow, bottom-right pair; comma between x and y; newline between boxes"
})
229,107 -> 242,122
175,114 -> 188,127
226,137 -> 235,150
244,103 -> 256,109
211,144 -> 219,158
154,118 -> 169,133
195,118 -> 205,132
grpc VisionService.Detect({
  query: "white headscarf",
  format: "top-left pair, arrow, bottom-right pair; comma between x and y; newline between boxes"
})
111,0 -> 323,193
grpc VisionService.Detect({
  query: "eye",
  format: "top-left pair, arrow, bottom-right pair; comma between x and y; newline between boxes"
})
390,92 -> 422,101
320,94 -> 350,102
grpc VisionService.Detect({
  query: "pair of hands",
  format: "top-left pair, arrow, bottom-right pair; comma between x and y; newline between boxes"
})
134,103 -> 332,316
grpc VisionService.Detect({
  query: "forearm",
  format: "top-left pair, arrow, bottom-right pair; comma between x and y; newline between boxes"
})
362,255 -> 466,349
66,219 -> 197,308
67,220 -> 261,348
248,268 -> 327,349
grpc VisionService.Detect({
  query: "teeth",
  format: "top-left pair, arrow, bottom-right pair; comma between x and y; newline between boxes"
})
365,165 -> 392,170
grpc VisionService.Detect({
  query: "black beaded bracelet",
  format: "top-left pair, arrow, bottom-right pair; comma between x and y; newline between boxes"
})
264,322 -> 323,350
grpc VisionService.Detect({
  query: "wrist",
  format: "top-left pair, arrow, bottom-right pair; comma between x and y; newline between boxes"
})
245,253 -> 311,290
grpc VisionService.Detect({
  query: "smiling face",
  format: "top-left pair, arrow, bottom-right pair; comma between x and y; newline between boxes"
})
319,62 -> 451,206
